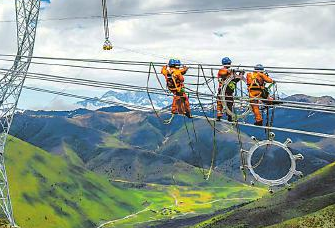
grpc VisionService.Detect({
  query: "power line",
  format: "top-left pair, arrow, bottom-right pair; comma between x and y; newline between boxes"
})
2,68 -> 335,112
22,85 -> 335,139
24,75 -> 335,113
0,67 -> 335,135
2,70 -> 334,115
0,59 -> 335,92
1,54 -> 335,72
2,58 -> 335,87
1,1 -> 335,23
1,60 -> 335,115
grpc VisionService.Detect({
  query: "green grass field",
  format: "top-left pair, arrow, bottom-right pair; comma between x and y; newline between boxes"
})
3,136 -> 265,228
269,205 -> 335,228
103,183 -> 265,228
192,161 -> 335,228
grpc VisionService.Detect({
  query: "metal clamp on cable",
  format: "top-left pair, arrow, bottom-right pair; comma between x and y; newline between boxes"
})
243,132 -> 304,188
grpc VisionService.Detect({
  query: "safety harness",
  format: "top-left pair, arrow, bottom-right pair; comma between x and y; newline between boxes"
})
250,72 -> 272,98
248,72 -> 264,92
166,68 -> 183,93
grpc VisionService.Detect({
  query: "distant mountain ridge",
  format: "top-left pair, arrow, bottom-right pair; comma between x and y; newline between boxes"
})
11,94 -> 335,185
76,89 -> 198,110
76,88 -> 334,112
77,89 -> 170,109
285,93 -> 335,105
22,106 -> 131,118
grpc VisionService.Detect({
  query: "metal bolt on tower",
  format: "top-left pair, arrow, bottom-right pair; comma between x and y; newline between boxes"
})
0,0 -> 40,225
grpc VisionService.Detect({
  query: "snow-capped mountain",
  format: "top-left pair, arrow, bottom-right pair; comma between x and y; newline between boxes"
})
76,90 -> 171,110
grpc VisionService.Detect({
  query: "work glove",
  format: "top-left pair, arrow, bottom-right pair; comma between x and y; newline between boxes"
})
228,81 -> 237,90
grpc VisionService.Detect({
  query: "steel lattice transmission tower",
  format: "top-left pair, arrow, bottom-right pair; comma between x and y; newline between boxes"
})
0,0 -> 40,226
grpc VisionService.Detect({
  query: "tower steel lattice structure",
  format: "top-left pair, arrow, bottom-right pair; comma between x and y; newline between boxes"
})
0,0 -> 40,225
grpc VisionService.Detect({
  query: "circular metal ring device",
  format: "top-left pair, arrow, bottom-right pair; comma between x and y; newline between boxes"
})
219,73 -> 251,120
244,132 -> 304,187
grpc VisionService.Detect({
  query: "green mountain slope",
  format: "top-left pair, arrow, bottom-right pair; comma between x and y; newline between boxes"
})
12,108 -> 335,186
193,162 -> 335,228
4,136 -> 147,228
270,205 -> 335,228
1,137 -> 265,228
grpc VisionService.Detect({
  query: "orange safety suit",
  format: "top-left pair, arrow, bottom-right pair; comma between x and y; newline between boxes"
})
161,65 -> 191,115
217,68 -> 237,121
246,71 -> 273,124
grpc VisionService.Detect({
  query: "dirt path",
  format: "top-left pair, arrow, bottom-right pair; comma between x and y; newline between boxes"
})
97,206 -> 150,228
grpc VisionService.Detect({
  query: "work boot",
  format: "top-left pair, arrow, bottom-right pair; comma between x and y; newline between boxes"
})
216,116 -> 222,122
185,112 -> 193,119
227,115 -> 233,122
254,121 -> 263,126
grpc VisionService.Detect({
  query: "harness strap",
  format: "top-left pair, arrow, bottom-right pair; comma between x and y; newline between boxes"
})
248,72 -> 264,90
171,75 -> 182,93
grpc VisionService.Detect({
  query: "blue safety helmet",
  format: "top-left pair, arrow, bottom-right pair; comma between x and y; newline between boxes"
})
222,57 -> 232,65
168,59 -> 176,67
168,59 -> 181,67
254,64 -> 265,71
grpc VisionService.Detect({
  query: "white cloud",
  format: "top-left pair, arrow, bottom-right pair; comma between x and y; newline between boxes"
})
0,0 -> 335,110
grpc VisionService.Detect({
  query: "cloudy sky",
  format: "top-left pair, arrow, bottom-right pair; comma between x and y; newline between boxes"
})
0,0 -> 335,110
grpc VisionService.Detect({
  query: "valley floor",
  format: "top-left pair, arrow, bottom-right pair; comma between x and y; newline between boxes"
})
2,137 -> 266,228
96,180 -> 265,228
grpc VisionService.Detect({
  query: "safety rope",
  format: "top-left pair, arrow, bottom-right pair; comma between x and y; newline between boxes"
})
146,62 -> 169,123
182,104 -> 207,179
235,120 -> 247,181
191,117 -> 198,142
204,69 -> 219,180
250,81 -> 278,170
195,66 -> 231,134
146,62 -> 208,178
225,72 -> 248,181
199,65 -> 215,95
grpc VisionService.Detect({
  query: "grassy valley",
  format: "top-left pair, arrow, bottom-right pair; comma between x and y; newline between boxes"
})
3,136 -> 265,228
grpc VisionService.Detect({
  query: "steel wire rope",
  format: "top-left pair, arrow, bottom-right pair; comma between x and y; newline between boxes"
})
2,54 -> 335,72
3,57 -> 335,91
2,70 -> 335,115
194,66 -> 231,134
251,84 -> 279,170
7,50 -> 101,142
102,0 -> 110,41
204,68 -> 219,180
20,85 -> 335,139
146,63 -> 166,122
2,58 -> 335,110
2,70 -> 335,114
1,0 -> 335,23
182,114 -> 207,179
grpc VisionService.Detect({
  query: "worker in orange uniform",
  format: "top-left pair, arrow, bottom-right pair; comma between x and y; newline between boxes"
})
247,64 -> 275,126
161,59 -> 192,118
217,57 -> 236,122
